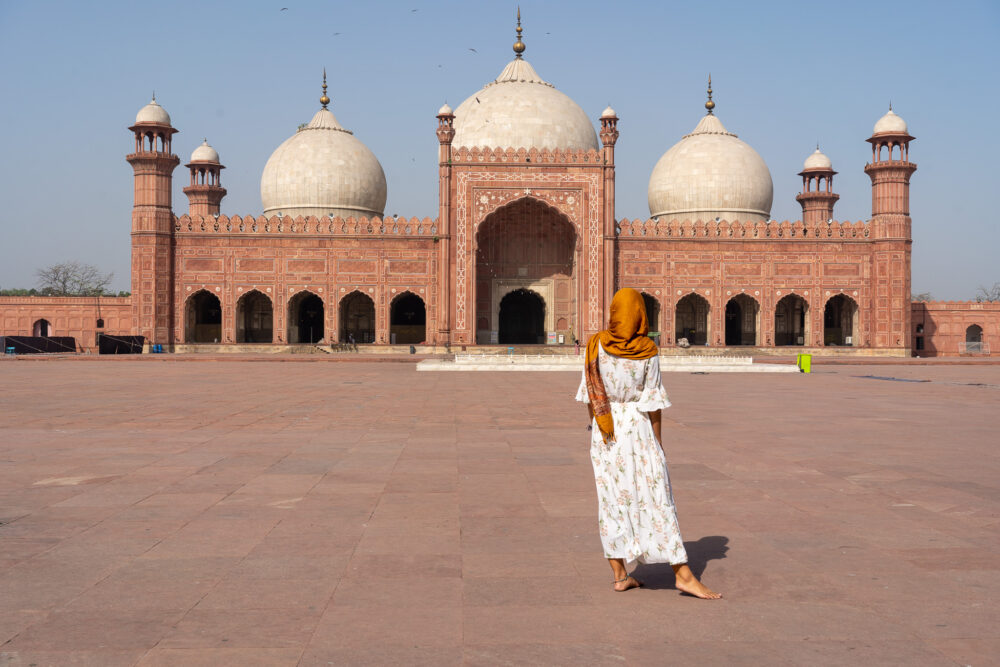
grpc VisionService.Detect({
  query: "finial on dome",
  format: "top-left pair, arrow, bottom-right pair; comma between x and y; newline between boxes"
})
889,100 -> 892,111
513,6 -> 525,58
705,74 -> 715,114
320,68 -> 330,109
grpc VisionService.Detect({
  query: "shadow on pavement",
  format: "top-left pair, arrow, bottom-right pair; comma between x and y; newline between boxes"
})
632,535 -> 729,589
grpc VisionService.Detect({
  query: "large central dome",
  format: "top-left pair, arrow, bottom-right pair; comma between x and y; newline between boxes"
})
452,56 -> 598,151
261,90 -> 386,220
648,111 -> 773,223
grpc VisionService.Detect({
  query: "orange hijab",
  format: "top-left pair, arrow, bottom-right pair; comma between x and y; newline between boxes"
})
585,288 -> 660,443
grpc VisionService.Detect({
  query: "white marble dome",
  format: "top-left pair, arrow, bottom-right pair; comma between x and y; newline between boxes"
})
452,58 -> 598,151
260,107 -> 387,220
873,108 -> 907,135
648,113 -> 773,223
803,147 -> 832,170
135,97 -> 171,125
438,102 -> 453,116
190,140 -> 220,163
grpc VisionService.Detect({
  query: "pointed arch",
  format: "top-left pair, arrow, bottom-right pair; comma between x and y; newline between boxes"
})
675,293 -> 709,346
390,291 -> 426,344
775,294 -> 809,346
725,294 -> 760,346
235,290 -> 273,343
824,294 -> 859,346
340,290 -> 375,344
287,290 -> 324,343
32,319 -> 52,337
185,289 -> 222,343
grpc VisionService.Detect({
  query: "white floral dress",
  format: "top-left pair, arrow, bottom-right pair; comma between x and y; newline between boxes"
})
575,343 -> 688,565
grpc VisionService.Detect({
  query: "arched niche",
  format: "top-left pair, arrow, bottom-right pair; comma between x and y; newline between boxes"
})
288,291 -> 324,344
185,290 -> 222,343
390,292 -> 426,345
340,291 -> 375,344
236,290 -> 273,343
675,293 -> 709,346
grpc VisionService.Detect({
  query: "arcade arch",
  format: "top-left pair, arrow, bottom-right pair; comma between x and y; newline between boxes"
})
675,293 -> 709,346
236,290 -> 273,343
475,197 -> 576,345
498,288 -> 545,344
775,294 -> 808,346
340,291 -> 375,344
185,290 -> 221,343
32,319 -> 51,337
725,294 -> 759,346
965,324 -> 983,353
287,291 -> 324,344
390,292 -> 426,344
824,294 -> 859,346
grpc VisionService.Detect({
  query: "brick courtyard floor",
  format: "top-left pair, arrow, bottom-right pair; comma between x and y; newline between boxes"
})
0,358 -> 997,666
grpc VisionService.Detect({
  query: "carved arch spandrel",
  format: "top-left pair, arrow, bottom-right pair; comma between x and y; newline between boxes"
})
472,189 -> 583,231
454,171 -> 602,334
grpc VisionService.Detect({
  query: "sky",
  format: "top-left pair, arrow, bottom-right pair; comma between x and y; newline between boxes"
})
1,0 -> 997,299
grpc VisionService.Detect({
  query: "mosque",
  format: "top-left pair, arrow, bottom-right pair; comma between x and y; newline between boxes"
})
0,17 -> 995,356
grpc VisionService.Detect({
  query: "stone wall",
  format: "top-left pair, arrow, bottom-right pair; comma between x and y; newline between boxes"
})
0,297 -> 132,352
912,301 -> 1000,357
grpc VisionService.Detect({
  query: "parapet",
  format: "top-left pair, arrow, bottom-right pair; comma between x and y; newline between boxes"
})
450,146 -> 604,165
174,214 -> 439,237
616,218 -> 870,239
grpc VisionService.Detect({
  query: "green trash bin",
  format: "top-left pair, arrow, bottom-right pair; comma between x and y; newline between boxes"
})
796,353 -> 812,373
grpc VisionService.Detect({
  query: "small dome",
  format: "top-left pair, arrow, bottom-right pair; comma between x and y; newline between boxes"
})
803,147 -> 832,170
135,97 -> 171,125
648,113 -> 773,223
451,58 -> 598,151
190,140 -> 220,163
874,108 -> 907,135
437,102 -> 453,116
260,107 -> 387,219
601,105 -> 617,119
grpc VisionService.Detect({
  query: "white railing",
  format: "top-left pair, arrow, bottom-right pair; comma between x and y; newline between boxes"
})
959,341 -> 990,355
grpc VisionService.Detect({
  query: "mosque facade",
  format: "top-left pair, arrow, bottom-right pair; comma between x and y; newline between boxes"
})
2,23 -> 997,356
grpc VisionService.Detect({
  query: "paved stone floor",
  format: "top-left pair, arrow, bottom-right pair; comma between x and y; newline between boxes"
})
0,358 -> 997,666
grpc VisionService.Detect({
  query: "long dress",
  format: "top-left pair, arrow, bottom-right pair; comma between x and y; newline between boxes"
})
575,343 -> 688,565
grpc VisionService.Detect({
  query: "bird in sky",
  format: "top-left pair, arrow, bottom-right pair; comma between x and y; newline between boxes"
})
476,97 -> 480,103
280,7 -> 288,10
333,32 -> 341,36
468,48 -> 477,54
411,8 -> 418,12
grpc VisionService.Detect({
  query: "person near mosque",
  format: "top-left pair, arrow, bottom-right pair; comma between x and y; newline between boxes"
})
576,288 -> 721,597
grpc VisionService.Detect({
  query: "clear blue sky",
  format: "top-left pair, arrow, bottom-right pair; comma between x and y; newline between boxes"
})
1,0 -> 997,299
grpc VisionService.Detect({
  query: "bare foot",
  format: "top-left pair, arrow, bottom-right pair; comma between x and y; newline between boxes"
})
673,567 -> 722,599
613,575 -> 642,592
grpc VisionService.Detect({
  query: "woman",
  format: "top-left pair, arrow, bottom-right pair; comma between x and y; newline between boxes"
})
576,288 -> 721,598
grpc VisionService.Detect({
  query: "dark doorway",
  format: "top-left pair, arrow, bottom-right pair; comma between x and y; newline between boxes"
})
236,290 -> 273,343
390,292 -> 426,344
824,294 -> 858,346
641,293 -> 660,341
340,291 -> 375,343
725,294 -> 759,346
32,319 -> 51,337
185,290 -> 222,343
498,288 -> 545,344
675,293 -> 709,345
775,294 -> 808,346
965,324 -> 983,353
288,292 -> 324,343
725,300 -> 742,346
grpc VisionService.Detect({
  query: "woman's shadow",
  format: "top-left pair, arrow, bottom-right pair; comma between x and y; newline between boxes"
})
632,536 -> 729,591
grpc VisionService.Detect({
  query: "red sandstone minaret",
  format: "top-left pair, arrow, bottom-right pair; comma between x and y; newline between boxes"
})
864,106 -> 916,238
795,146 -> 839,225
183,139 -> 226,216
600,105 -> 619,303
127,95 -> 179,347
435,101 -> 456,346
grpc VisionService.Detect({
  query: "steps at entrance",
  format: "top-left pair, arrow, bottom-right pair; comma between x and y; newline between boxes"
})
418,354 -> 799,372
